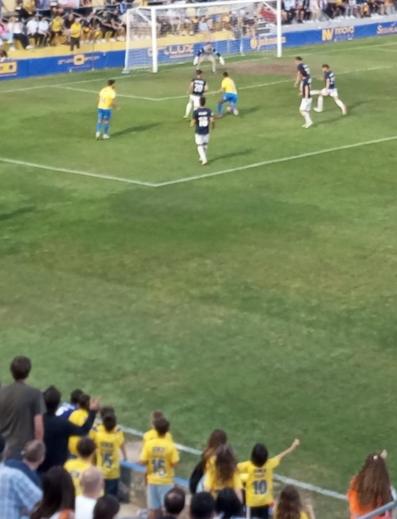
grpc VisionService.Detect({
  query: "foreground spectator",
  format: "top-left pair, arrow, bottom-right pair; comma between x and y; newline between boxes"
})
0,433 -> 42,519
5,439 -> 45,488
162,486 -> 186,519
204,445 -> 242,501
144,410 -> 173,443
238,439 -> 300,519
93,495 -> 120,519
274,485 -> 315,519
0,355 -> 45,459
140,417 -> 180,519
56,389 -> 84,420
69,392 -> 91,457
190,492 -> 216,519
347,451 -> 393,519
40,386 -> 98,473
75,467 -> 104,519
194,430 -> 228,494
65,437 -> 96,496
91,410 -> 126,497
31,466 -> 75,519
215,488 -> 244,519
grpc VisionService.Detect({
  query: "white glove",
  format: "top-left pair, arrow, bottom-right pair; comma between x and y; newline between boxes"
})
219,56 -> 225,65
193,56 -> 199,66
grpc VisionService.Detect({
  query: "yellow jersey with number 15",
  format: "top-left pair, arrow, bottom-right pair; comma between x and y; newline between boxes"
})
90,424 -> 125,480
238,457 -> 280,507
98,86 -> 116,110
140,437 -> 179,485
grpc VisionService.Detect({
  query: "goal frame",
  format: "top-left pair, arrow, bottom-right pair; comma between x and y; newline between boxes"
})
123,0 -> 283,73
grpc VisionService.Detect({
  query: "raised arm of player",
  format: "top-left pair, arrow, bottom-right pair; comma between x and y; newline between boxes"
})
275,438 -> 300,460
294,71 -> 301,88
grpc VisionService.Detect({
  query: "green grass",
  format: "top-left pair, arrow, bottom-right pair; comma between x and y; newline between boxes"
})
1,36 -> 397,518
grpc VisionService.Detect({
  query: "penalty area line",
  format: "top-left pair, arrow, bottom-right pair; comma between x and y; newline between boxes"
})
0,157 -> 156,187
153,135 -> 397,187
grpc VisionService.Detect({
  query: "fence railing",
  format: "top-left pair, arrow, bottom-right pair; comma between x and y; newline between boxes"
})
357,499 -> 397,519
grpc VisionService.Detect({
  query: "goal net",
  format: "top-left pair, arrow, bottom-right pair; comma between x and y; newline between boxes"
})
123,0 -> 282,73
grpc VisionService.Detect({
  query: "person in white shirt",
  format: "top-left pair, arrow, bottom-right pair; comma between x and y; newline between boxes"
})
37,16 -> 49,47
75,467 -> 104,519
7,16 -> 32,49
26,15 -> 40,46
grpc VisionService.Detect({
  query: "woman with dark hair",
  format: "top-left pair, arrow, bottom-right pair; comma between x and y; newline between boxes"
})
348,451 -> 393,519
93,495 -> 120,519
31,466 -> 75,519
215,488 -> 244,519
190,429 -> 228,494
274,485 -> 314,519
204,445 -> 242,501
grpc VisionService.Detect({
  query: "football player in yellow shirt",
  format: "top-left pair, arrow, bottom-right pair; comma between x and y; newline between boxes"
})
68,393 -> 91,456
96,79 -> 117,140
140,417 -> 180,519
144,411 -> 173,444
90,411 -> 126,497
217,71 -> 239,117
204,445 -> 243,501
238,439 -> 300,519
64,437 -> 96,496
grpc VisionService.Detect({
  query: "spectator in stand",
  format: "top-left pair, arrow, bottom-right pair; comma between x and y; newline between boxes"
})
90,410 -> 126,497
191,492 -> 216,519
274,485 -> 315,519
140,416 -> 180,519
347,451 -> 393,519
93,495 -> 120,519
215,488 -> 244,519
162,487 -> 186,519
26,14 -> 40,46
65,437 -> 96,496
204,445 -> 242,501
5,439 -> 45,488
190,429 -> 228,494
37,15 -> 50,47
70,17 -> 82,51
40,385 -> 99,474
56,389 -> 84,420
144,410 -> 174,443
75,467 -> 104,519
8,16 -> 32,48
0,355 -> 45,460
68,392 -> 91,457
50,12 -> 64,45
238,439 -> 300,519
31,466 -> 75,519
0,433 -> 42,519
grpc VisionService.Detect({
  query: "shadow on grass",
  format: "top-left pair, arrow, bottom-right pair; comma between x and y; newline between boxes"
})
239,106 -> 261,117
0,206 -> 35,221
111,122 -> 161,138
211,148 -> 254,163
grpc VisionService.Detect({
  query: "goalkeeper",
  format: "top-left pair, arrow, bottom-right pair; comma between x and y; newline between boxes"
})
193,43 -> 225,73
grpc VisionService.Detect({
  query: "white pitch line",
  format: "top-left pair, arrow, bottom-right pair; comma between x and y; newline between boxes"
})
0,156 -> 155,187
154,135 -> 397,187
0,74 -> 129,94
53,84 -> 160,101
121,425 -> 347,501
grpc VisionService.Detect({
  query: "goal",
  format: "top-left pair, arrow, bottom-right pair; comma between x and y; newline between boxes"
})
123,0 -> 283,73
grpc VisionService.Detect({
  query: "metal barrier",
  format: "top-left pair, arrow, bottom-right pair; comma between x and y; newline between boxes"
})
357,499 -> 397,519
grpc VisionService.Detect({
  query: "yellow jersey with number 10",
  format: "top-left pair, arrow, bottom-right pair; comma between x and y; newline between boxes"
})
98,86 -> 116,110
238,457 -> 280,507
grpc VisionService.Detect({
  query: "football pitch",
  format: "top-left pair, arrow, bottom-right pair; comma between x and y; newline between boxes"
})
1,35 -> 397,517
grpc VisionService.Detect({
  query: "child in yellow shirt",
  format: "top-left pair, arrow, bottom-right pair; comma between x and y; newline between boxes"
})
64,437 -> 96,496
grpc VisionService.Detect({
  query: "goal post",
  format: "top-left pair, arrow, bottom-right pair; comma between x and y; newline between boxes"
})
123,0 -> 283,73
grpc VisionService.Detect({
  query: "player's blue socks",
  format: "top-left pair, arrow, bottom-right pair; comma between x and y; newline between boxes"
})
103,122 -> 110,136
217,102 -> 224,115
96,120 -> 103,134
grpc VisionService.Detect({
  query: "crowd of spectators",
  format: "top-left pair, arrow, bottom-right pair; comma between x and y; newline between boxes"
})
0,355 -> 395,519
0,0 -> 396,54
